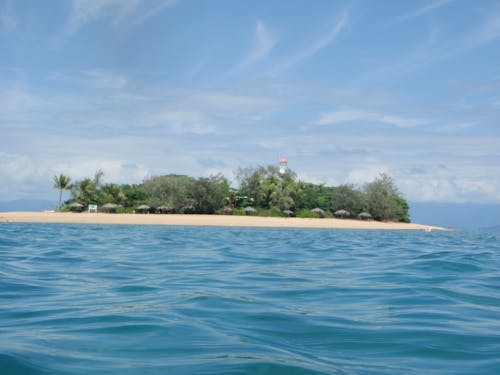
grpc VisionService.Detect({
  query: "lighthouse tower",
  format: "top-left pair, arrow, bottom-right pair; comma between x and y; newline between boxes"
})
279,156 -> 288,174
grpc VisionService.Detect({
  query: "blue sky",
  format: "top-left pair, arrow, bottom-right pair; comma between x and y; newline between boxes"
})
1,0 -> 499,203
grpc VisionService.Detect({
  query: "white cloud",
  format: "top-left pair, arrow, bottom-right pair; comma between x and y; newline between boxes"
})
58,159 -> 150,185
272,9 -> 349,73
345,167 -> 390,186
312,109 -> 428,128
401,175 -> 500,203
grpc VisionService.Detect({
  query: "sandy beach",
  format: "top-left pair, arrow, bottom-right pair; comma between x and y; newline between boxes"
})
0,211 -> 446,231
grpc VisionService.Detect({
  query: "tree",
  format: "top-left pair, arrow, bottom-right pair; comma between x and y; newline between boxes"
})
53,174 -> 72,209
363,173 -> 409,222
99,183 -> 126,206
330,184 -> 366,216
70,178 -> 98,207
141,174 -> 196,212
193,174 -> 230,214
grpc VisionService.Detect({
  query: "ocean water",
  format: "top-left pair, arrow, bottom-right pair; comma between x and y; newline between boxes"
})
1,224 -> 499,374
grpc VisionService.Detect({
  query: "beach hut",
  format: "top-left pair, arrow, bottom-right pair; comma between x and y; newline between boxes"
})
358,212 -> 372,220
283,210 -> 295,217
334,209 -> 351,218
311,207 -> 326,218
136,204 -> 150,213
101,203 -> 117,213
181,205 -> 195,214
244,206 -> 257,215
222,207 -> 233,215
69,202 -> 84,212
157,205 -> 174,214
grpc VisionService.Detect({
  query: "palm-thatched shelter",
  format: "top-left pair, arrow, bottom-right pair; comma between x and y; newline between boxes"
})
136,204 -> 150,213
69,202 -> 84,212
244,206 -> 257,215
283,210 -> 294,217
358,212 -> 372,220
311,207 -> 326,218
334,209 -> 351,218
101,203 -> 117,213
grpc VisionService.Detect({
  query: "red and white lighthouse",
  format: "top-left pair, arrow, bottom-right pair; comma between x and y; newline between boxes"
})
279,156 -> 288,174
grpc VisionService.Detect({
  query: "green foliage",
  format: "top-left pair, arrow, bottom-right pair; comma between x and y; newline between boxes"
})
292,182 -> 332,211
296,209 -> 320,218
330,184 -> 366,216
363,173 -> 410,222
71,178 -> 98,206
121,184 -> 150,208
141,174 -> 196,212
57,166 -> 410,222
231,208 -> 246,216
257,207 -> 285,217
193,173 -> 230,214
236,165 -> 296,211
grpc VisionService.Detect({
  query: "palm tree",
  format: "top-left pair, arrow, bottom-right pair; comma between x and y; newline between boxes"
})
53,174 -> 72,210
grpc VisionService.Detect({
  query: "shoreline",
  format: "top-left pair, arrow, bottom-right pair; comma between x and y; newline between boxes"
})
0,212 -> 447,231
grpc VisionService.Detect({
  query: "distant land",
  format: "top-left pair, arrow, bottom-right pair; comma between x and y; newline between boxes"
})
410,202 -> 500,230
0,199 -> 57,213
1,199 -> 499,230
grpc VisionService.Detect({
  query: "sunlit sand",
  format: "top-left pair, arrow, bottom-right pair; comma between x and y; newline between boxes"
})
0,212 -> 446,231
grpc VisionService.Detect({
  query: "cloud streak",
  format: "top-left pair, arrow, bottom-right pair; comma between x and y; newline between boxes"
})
312,109 -> 429,128
65,0 -> 179,35
396,0 -> 455,22
229,21 -> 278,75
272,9 -> 349,74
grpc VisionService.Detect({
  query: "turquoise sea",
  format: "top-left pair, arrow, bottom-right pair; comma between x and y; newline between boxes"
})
1,223 -> 499,374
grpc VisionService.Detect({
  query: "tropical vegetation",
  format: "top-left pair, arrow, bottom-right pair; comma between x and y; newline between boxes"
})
53,166 -> 410,222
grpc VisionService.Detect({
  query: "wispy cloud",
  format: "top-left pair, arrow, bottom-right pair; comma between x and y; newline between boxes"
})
48,69 -> 127,89
82,70 -> 127,89
272,9 -> 349,74
312,109 -> 429,128
0,0 -> 17,32
396,0 -> 455,22
229,21 -> 278,75
65,0 -> 179,35
130,0 -> 179,28
375,8 -> 500,78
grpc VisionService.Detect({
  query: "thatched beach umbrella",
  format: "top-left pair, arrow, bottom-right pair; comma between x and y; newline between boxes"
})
101,203 -> 117,213
311,207 -> 326,218
244,206 -> 257,215
358,212 -> 372,220
136,204 -> 150,213
283,210 -> 294,217
69,202 -> 84,212
334,209 -> 351,218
